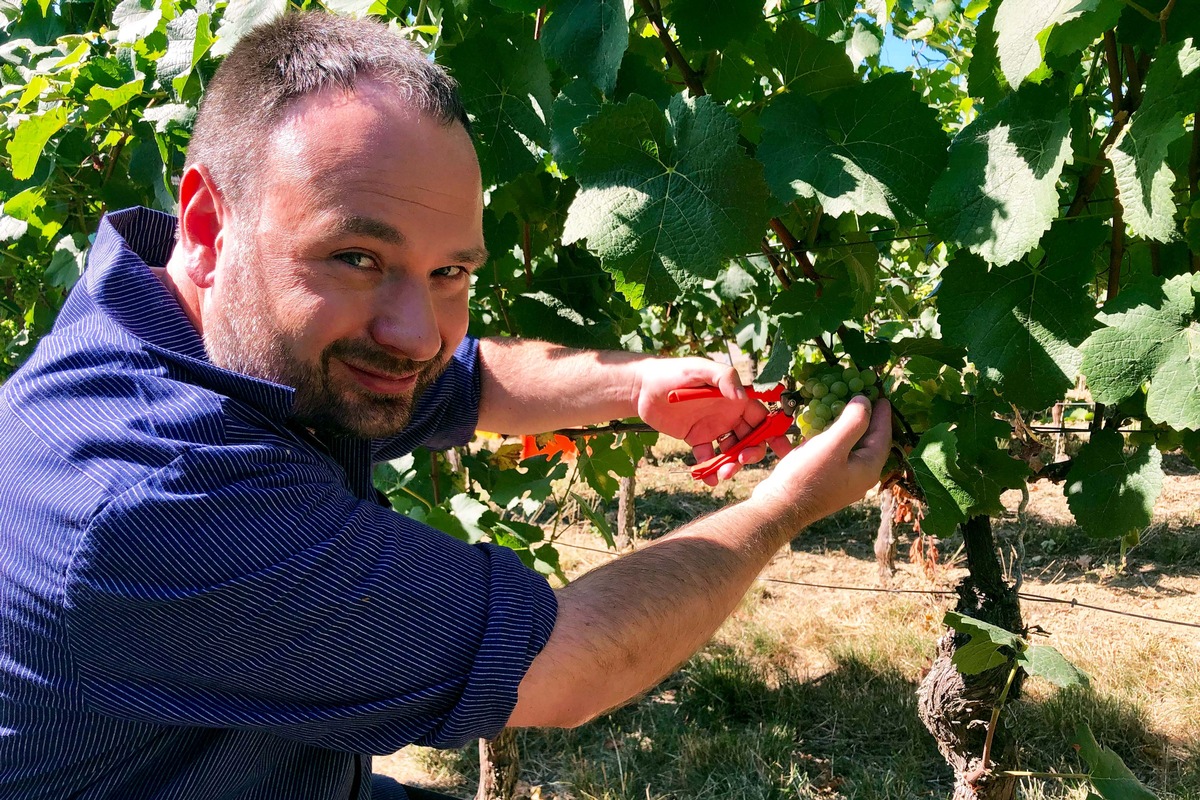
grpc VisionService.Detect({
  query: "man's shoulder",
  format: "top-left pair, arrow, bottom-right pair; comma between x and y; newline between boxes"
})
1,323 -> 324,501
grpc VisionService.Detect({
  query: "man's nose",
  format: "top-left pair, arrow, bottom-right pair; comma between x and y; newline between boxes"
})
368,281 -> 442,363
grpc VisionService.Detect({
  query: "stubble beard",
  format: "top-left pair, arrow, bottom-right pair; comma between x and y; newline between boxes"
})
202,240 -> 449,439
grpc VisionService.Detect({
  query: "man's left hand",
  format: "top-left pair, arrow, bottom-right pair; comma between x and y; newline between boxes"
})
634,358 -> 794,486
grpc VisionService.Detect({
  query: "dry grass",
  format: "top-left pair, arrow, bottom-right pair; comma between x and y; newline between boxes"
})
376,441 -> 1200,800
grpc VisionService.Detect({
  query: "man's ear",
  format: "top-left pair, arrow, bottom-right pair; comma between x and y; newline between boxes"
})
176,164 -> 227,290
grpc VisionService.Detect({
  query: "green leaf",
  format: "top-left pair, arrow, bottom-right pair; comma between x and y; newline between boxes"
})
758,73 -> 949,222
550,78 -> 603,173
994,0 -> 1119,87
944,610 -> 1024,674
946,398 -> 1031,515
81,78 -> 144,125
667,0 -> 761,52
442,13 -> 553,184
45,233 -> 87,289
764,20 -> 857,102
563,94 -> 769,307
1110,39 -> 1200,243
770,278 -> 855,341
938,218 -> 1107,410
212,0 -> 288,58
1080,273 -> 1200,430
909,424 -> 978,537
541,0 -> 629,96
1043,0 -> 1123,56
1073,724 -> 1158,800
1016,644 -> 1090,687
159,10 -> 214,95
756,329 -> 794,384
928,77 -> 1073,266
322,0 -> 377,15
111,0 -> 162,44
845,20 -> 881,67
1065,429 -> 1163,540
571,490 -> 615,548
967,2 -> 1005,104
7,106 -> 68,181
577,432 -> 638,500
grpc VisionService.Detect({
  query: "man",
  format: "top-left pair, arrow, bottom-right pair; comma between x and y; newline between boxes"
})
0,12 -> 890,800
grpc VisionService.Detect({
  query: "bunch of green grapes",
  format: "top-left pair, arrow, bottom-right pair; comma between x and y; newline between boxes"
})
796,363 -> 880,438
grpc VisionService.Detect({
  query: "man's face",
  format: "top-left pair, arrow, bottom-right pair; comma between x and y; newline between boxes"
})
202,80 -> 486,439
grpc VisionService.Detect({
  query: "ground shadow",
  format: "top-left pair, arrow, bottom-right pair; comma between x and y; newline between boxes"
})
415,648 -> 1196,799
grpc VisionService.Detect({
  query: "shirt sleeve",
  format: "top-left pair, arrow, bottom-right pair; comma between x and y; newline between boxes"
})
64,443 -> 558,755
371,336 -> 482,463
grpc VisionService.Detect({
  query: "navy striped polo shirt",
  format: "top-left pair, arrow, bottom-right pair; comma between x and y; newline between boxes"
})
0,207 -> 558,799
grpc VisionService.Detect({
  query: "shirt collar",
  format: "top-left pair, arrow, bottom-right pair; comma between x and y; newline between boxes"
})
85,207 -> 296,420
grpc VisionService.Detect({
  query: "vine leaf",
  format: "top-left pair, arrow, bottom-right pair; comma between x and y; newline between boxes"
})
927,76 -> 1072,266
7,106 -> 67,181
943,397 -> 1030,514
111,0 -> 163,44
967,2 -> 1004,104
770,278 -> 855,342
1080,273 -> 1200,431
212,0 -> 287,57
1043,0 -> 1123,57
1073,724 -> 1158,800
1110,39 -> 1200,243
1017,644 -> 1089,688
571,491 -> 616,549
908,424 -> 978,537
944,611 -> 1022,674
541,0 -> 630,96
993,0 -> 1119,87
758,72 -> 949,223
550,78 -> 603,173
938,218 -> 1107,411
443,13 -> 553,184
563,94 -> 769,307
667,0 -> 763,53
763,20 -> 857,101
1065,429 -> 1164,540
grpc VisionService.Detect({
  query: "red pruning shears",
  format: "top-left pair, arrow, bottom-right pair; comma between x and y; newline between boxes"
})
667,384 -> 801,482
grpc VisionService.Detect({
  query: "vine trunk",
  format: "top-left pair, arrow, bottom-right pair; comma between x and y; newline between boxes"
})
917,515 -> 1025,800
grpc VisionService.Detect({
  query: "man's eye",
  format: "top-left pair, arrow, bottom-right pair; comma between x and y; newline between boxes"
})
432,265 -> 468,279
336,252 -> 377,271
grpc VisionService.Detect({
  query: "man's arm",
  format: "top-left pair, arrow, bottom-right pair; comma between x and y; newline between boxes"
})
476,338 -> 792,483
507,396 -> 892,728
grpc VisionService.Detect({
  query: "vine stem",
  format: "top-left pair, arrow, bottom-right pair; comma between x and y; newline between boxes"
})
1118,0 -> 1159,22
1159,0 -> 1177,42
549,458 -> 580,541
1000,771 -> 1091,780
768,217 -> 821,283
633,0 -> 706,97
974,661 -> 1021,784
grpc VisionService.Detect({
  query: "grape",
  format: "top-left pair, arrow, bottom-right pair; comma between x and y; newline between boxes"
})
842,366 -> 859,382
848,377 -> 864,392
821,372 -> 839,386
812,402 -> 832,420
864,385 -> 880,400
801,409 -> 817,425
860,369 -> 877,385
829,400 -> 846,416
811,383 -> 829,399
830,381 -> 848,398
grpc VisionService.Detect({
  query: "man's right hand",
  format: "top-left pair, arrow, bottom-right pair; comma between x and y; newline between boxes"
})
749,395 -> 892,534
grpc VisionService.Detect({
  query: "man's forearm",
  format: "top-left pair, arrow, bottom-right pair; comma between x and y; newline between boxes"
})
508,494 -> 805,729
476,338 -> 649,434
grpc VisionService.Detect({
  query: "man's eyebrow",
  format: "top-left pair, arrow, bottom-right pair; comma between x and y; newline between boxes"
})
452,246 -> 490,268
330,215 -> 406,245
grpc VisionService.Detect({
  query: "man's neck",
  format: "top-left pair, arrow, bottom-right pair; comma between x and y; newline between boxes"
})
155,250 -> 205,336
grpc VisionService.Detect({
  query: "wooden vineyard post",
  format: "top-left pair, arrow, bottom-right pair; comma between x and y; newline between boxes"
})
616,473 -> 636,548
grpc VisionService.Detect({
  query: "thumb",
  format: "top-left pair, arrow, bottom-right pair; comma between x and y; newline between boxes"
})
816,395 -> 872,456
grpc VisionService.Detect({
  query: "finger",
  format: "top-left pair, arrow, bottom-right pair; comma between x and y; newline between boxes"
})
713,365 -> 747,402
737,441 -> 768,465
717,460 -> 741,482
766,433 -> 794,459
850,399 -> 893,467
821,395 -> 873,455
692,441 -> 716,464
715,431 -> 739,454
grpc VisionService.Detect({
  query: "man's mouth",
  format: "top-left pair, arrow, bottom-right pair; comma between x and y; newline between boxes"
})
338,359 -> 419,395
